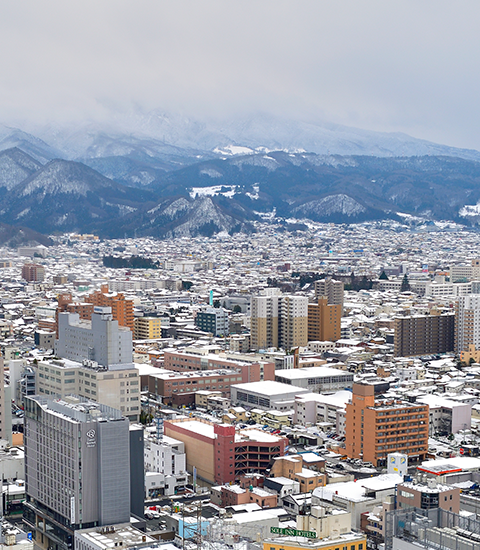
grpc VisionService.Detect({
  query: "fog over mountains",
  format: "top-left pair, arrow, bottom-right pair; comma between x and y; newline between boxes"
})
1,111 -> 480,241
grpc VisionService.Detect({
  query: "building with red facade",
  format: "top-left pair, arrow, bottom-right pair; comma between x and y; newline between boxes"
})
164,418 -> 287,485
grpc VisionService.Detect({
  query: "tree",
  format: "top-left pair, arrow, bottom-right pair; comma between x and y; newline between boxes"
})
400,274 -> 411,292
233,305 -> 242,313
213,300 -> 221,308
379,270 -> 389,280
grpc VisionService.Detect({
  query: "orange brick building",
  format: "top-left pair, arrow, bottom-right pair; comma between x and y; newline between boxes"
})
308,297 -> 341,342
86,285 -> 134,331
343,382 -> 429,467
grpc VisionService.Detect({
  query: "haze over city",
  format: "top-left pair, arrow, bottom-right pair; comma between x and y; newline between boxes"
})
1,1 -> 480,150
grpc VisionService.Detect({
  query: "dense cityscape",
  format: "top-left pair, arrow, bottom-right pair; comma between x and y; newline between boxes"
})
0,219 -> 478,550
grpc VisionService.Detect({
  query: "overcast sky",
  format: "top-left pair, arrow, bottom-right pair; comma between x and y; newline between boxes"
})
1,1 -> 480,149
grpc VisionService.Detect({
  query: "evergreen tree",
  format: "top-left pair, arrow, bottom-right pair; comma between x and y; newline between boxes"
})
379,270 -> 389,280
400,274 -> 411,292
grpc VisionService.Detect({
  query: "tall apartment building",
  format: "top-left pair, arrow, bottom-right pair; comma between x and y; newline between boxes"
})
0,358 -> 9,442
314,277 -> 344,305
472,258 -> 480,280
343,382 -> 429,467
86,285 -> 134,332
279,295 -> 308,349
133,317 -> 162,340
195,306 -> 229,337
251,291 -> 307,351
251,292 -> 279,350
455,294 -> 480,353
394,313 -> 455,357
36,358 -> 140,422
24,396 -> 132,550
56,308 -> 133,367
308,297 -> 341,342
21,263 -> 45,282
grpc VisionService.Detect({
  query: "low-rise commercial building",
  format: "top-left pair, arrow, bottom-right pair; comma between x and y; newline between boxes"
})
275,366 -> 353,393
164,418 -> 287,484
230,380 -> 310,411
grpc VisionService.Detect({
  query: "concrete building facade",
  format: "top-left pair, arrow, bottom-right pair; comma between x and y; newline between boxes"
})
56,308 -> 133,367
314,277 -> 344,306
455,294 -> 480,353
21,263 -> 45,282
195,306 -> 229,337
36,358 -> 140,422
394,313 -> 455,357
133,317 -> 162,340
24,396 -> 131,550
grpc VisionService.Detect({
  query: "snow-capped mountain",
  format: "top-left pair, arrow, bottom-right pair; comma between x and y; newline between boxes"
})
1,109 -> 480,238
28,110 -> 480,162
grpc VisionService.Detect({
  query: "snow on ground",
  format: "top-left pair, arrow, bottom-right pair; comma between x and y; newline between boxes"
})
246,183 -> 260,200
189,185 -> 237,199
459,203 -> 480,217
213,145 -> 254,156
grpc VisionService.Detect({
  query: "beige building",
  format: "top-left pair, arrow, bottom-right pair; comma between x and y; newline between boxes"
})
251,292 -> 308,351
251,293 -> 279,350
270,455 -> 326,492
0,359 -> 8,443
455,294 -> 480,353
134,317 -> 162,340
35,358 -> 140,421
279,295 -> 308,349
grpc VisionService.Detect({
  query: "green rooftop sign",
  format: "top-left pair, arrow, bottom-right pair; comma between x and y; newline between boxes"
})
270,527 -> 317,539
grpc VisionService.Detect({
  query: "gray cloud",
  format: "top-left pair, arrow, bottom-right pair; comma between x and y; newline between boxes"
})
1,1 -> 480,149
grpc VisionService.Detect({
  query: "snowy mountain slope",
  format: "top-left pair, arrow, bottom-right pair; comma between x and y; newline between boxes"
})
31,110 -> 480,162
0,159 -> 157,233
0,126 -> 61,163
0,148 -> 42,191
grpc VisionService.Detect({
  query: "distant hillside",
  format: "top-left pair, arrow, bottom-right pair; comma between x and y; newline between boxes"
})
0,222 -> 52,247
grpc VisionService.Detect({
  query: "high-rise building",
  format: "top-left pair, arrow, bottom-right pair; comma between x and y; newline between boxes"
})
195,306 -> 230,337
308,297 -> 341,342
0,358 -> 10,442
86,285 -> 134,332
21,263 -> 45,282
250,291 -> 280,350
472,258 -> 480,280
394,313 -> 455,357
279,295 -> 308,349
24,396 -> 132,550
251,291 -> 307,350
56,308 -> 133,367
314,277 -> 344,306
343,382 -> 429,467
455,294 -> 480,353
